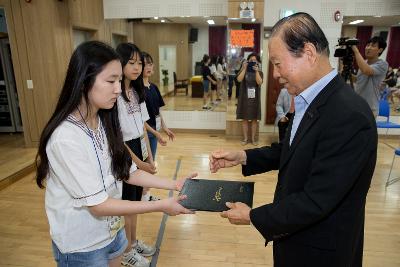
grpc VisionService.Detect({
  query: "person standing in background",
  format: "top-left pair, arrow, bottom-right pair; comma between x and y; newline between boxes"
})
142,51 -> 175,160
227,56 -> 237,100
275,87 -> 295,142
209,55 -> 219,103
201,54 -> 217,109
217,56 -> 228,100
116,43 -> 157,267
352,36 -> 388,116
236,53 -> 263,146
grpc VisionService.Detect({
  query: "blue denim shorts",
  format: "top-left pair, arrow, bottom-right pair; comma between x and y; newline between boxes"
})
52,229 -> 128,267
203,79 -> 210,92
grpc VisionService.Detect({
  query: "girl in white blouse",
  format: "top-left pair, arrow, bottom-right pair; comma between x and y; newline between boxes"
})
35,41 -> 194,267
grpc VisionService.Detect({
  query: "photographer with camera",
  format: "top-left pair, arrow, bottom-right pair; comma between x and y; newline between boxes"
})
352,36 -> 388,116
236,53 -> 263,146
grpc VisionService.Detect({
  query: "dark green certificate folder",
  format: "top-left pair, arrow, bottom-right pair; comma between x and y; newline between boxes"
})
179,179 -> 254,212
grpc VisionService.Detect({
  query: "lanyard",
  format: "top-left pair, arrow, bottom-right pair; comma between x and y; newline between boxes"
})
77,108 -> 117,191
128,89 -> 144,136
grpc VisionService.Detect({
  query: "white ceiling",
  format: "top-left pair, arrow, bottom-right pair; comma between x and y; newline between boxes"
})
343,15 -> 400,27
141,16 -> 227,26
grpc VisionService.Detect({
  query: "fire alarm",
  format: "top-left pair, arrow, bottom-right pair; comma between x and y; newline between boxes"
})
334,11 -> 342,22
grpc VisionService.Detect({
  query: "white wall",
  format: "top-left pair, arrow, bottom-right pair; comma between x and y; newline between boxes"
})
103,0 -> 228,19
191,24 -> 209,76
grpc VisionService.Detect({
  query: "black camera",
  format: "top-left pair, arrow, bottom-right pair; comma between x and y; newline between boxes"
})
247,61 -> 257,73
334,37 -> 359,88
334,37 -> 359,58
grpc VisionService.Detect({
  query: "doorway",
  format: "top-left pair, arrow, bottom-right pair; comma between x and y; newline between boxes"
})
158,45 -> 176,87
0,8 -> 22,133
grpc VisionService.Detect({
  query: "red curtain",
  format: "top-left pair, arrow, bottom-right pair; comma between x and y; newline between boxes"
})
241,23 -> 261,56
387,27 -> 400,68
209,26 -> 227,57
356,26 -> 373,58
354,26 -> 373,70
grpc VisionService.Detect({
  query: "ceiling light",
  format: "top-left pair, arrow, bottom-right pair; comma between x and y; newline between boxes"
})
207,20 -> 215,25
161,19 -> 166,23
154,17 -> 158,19
349,20 -> 364,25
374,16 -> 381,18
251,18 -> 256,22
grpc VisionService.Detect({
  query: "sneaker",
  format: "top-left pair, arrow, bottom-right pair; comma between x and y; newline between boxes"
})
202,105 -> 208,109
241,140 -> 248,146
252,141 -> 259,146
133,240 -> 156,257
122,249 -> 150,267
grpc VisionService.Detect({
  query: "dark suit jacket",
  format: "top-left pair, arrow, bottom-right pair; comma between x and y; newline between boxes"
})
244,75 -> 377,267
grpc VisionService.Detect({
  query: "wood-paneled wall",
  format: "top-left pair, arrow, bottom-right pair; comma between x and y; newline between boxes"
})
69,0 -> 131,45
131,23 -> 190,85
0,0 -> 73,146
0,0 -> 131,147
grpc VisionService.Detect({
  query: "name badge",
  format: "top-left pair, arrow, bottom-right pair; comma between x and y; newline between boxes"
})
155,115 -> 161,131
108,216 -> 125,238
248,88 -> 256,99
140,134 -> 148,161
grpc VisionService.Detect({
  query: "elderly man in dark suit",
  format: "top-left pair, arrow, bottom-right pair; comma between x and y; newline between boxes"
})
210,12 -> 377,267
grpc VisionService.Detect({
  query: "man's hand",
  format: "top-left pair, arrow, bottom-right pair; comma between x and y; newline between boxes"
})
351,45 -> 360,54
220,202 -> 251,225
209,149 -> 247,173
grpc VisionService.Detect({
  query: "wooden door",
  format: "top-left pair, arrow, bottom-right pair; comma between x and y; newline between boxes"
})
265,61 -> 281,124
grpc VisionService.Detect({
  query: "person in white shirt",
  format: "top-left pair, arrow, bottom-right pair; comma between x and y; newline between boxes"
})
116,42 -> 164,267
35,41 -> 194,267
275,88 -> 295,142
209,56 -> 219,104
217,56 -> 228,100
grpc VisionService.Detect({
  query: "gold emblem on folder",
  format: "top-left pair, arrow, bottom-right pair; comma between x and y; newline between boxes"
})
240,185 -> 244,193
213,187 -> 223,202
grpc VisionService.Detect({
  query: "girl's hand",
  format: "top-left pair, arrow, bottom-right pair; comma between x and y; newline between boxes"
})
160,195 -> 195,215
156,132 -> 167,146
175,172 -> 198,191
164,128 -> 175,141
138,161 -> 157,174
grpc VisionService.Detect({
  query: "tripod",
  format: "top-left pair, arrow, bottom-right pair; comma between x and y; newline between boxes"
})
340,56 -> 355,89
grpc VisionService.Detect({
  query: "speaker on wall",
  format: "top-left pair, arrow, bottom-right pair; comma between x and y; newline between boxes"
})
189,28 -> 198,43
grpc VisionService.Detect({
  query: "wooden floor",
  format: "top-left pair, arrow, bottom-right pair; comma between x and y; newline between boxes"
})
162,85 -> 228,112
0,132 -> 399,267
0,133 -> 36,189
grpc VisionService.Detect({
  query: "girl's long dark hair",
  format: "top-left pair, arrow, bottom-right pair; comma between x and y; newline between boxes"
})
116,43 -> 145,103
142,51 -> 153,64
35,41 -> 132,188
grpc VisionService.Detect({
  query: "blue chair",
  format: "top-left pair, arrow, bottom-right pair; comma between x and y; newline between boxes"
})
386,148 -> 400,187
376,99 -> 400,134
